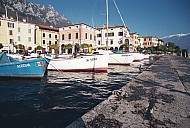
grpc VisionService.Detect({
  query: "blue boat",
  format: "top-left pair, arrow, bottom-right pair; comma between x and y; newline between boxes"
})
0,52 -> 50,78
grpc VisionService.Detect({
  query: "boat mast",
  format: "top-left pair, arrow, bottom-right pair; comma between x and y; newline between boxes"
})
106,0 -> 109,50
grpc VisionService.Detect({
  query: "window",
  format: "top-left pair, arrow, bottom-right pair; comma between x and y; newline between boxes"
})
28,37 -> 31,42
43,33 -> 45,37
8,22 -> 14,28
28,29 -> 31,33
9,30 -> 13,35
110,40 -> 113,45
18,27 -> 20,32
68,33 -> 71,39
55,35 -> 57,39
98,41 -> 101,45
97,34 -> 101,37
62,34 -> 64,40
0,21 -> 1,26
10,39 -> 13,44
90,34 -> 92,40
85,33 -> 88,39
49,34 -> 51,38
118,32 -> 123,36
43,40 -> 45,44
55,41 -> 57,44
18,36 -> 21,41
49,41 -> 51,45
76,33 -> 78,39
105,33 -> 114,37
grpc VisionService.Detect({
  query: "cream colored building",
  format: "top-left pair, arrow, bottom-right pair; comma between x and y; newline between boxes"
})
16,21 -> 36,52
0,17 -> 15,53
35,24 -> 59,53
96,25 -> 131,50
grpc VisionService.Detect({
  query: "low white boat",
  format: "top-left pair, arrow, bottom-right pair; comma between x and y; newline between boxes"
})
131,52 -> 150,62
93,50 -> 134,65
131,52 -> 145,62
48,54 -> 108,72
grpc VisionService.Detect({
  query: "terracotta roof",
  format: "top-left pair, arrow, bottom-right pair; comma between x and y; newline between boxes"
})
37,24 -> 59,31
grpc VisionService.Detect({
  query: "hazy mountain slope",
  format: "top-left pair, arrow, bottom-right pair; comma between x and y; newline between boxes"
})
161,33 -> 190,50
0,0 -> 72,27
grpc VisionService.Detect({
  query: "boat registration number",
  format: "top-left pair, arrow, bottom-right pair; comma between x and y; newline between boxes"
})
17,63 -> 31,68
86,58 -> 97,62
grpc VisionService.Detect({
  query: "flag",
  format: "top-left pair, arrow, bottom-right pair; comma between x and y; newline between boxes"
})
35,61 -> 43,67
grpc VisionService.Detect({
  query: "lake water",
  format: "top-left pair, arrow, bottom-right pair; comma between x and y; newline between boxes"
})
0,62 -> 146,128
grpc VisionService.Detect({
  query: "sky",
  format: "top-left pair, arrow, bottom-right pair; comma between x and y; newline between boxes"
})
29,0 -> 190,38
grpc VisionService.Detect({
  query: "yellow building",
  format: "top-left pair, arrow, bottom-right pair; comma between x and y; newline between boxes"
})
0,17 -> 15,53
142,36 -> 159,48
130,32 -> 140,48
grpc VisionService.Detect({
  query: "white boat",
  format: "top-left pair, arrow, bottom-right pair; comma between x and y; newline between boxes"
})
131,52 -> 144,62
48,54 -> 108,72
93,50 -> 134,65
131,52 -> 150,62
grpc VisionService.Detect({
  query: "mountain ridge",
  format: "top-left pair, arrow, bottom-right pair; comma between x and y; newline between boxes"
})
0,0 -> 72,27
161,33 -> 190,50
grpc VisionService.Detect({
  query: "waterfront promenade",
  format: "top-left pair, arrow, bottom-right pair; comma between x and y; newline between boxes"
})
67,55 -> 190,128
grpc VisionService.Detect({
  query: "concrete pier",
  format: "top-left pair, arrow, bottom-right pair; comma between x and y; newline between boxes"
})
67,55 -> 190,128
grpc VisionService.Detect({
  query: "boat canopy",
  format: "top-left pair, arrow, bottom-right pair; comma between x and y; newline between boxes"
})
0,52 -> 18,64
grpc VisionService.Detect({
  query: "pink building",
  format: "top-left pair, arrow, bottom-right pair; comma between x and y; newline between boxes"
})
59,23 -> 96,53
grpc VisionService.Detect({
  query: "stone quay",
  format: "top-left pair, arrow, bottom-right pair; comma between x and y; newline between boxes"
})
67,55 -> 190,128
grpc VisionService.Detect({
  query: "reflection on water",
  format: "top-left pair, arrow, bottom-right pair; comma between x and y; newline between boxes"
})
0,61 -> 145,128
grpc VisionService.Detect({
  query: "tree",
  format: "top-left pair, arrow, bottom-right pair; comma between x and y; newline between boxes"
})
49,44 -> 59,51
80,43 -> 89,49
64,44 -> 72,49
167,42 -> 176,53
0,43 -> 3,49
119,43 -> 129,51
36,45 -> 43,50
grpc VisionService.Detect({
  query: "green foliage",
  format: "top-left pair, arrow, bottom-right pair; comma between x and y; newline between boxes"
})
49,44 -> 59,50
36,45 -> 43,50
80,43 -> 89,48
15,44 -> 25,50
63,44 -> 72,49
137,42 -> 180,54
119,43 -> 129,51
0,43 -> 3,49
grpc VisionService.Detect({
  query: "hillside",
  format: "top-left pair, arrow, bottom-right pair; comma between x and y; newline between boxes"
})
161,33 -> 190,50
0,0 -> 72,27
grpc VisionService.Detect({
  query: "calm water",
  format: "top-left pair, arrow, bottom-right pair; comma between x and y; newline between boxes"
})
0,62 -> 145,128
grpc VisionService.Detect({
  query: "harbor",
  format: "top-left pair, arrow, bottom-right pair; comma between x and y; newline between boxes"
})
0,60 -> 143,128
67,55 -> 190,128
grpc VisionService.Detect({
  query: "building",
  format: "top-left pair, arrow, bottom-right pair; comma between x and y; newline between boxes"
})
59,23 -> 96,53
130,32 -> 140,48
35,24 -> 59,53
142,36 -> 159,48
16,21 -> 36,52
96,25 -> 131,50
0,17 -> 15,53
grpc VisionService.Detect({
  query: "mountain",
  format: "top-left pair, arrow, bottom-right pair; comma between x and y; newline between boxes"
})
0,0 -> 72,27
161,33 -> 190,50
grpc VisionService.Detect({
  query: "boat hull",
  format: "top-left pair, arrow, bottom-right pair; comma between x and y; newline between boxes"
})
0,58 -> 49,78
48,54 -> 108,72
108,53 -> 134,65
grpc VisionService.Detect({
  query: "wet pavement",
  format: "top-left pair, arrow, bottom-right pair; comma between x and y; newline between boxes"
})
66,55 -> 190,128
